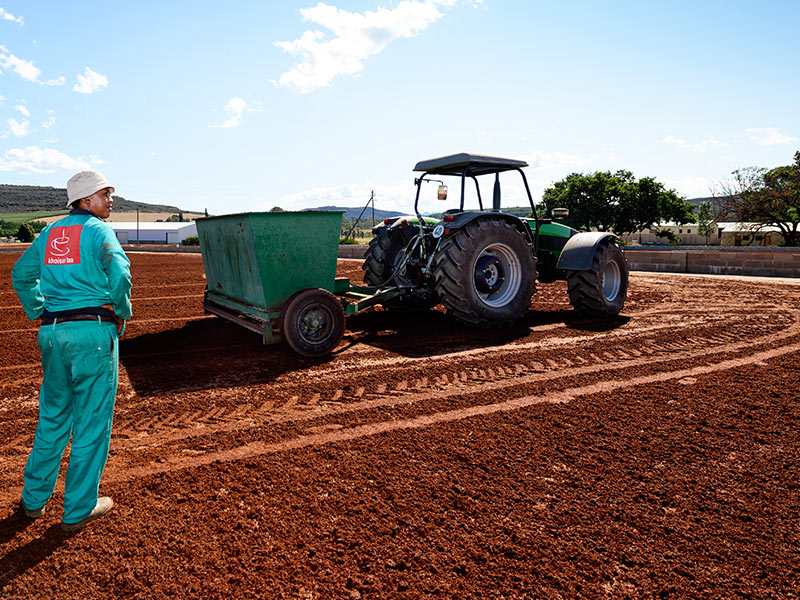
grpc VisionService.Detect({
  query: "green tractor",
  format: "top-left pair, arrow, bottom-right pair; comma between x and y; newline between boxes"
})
362,153 -> 628,326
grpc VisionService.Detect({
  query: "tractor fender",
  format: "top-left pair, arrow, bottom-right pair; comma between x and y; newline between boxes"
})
556,231 -> 619,271
441,212 -> 534,244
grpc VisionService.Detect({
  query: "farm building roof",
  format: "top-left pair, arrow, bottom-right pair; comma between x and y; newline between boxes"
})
107,222 -> 197,231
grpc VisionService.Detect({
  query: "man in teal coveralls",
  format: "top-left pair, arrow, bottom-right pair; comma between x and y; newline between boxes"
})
12,170 -> 132,532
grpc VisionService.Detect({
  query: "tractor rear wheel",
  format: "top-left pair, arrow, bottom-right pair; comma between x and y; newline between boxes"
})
567,239 -> 628,316
432,219 -> 536,327
362,233 -> 400,287
280,288 -> 345,357
362,228 -> 438,311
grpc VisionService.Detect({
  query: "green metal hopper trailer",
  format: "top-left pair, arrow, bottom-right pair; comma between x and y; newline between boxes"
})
196,210 -> 404,357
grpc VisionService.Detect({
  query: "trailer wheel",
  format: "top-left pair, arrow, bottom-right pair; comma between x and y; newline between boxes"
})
567,239 -> 628,316
432,219 -> 536,327
280,289 -> 345,357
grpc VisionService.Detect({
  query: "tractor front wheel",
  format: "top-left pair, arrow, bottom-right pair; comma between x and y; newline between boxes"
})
432,219 -> 536,327
280,289 -> 345,357
567,239 -> 628,316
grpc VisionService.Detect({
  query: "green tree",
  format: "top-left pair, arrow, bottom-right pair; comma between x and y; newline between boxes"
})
0,219 -> 15,236
269,206 -> 286,213
16,222 -> 35,242
739,151 -> 800,246
27,220 -> 47,233
696,201 -> 715,244
539,170 -> 694,234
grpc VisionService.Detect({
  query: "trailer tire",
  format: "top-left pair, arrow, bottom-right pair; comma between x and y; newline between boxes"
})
432,219 -> 536,327
567,239 -> 628,316
362,229 -> 438,311
280,288 -> 345,357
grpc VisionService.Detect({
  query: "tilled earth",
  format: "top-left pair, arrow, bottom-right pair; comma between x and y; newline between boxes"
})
1,252 -> 799,599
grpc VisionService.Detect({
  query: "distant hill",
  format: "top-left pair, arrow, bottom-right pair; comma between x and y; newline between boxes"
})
311,205 -> 404,223
312,204 -> 538,222
0,184 -> 186,214
685,196 -> 713,208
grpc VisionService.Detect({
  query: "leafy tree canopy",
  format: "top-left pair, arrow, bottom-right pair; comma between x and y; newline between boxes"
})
737,151 -> 800,246
539,170 -> 695,234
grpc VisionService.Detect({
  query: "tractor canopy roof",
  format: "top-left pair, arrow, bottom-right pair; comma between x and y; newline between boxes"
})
413,153 -> 528,177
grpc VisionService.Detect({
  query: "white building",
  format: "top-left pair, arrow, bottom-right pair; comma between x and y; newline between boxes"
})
109,222 -> 197,245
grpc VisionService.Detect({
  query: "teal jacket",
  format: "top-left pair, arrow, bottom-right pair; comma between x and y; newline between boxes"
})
11,210 -> 132,321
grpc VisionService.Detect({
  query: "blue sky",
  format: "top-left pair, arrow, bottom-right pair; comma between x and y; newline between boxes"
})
1,1 -> 798,215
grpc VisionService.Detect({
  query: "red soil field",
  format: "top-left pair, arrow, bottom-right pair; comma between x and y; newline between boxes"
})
1,252 -> 799,599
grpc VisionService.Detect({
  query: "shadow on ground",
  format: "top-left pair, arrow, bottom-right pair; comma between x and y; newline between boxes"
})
120,308 -> 631,394
343,308 -> 631,358
0,507 -> 74,591
119,318 -> 331,397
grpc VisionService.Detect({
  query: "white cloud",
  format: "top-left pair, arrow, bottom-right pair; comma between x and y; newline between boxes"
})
73,67 -> 109,94
275,0 -> 456,93
0,46 -> 41,81
747,127 -> 798,147
211,97 -> 249,128
14,104 -> 29,117
0,45 -> 64,85
7,118 -> 30,137
0,8 -> 24,25
661,134 -> 728,153
269,181 -> 413,212
0,146 -> 89,174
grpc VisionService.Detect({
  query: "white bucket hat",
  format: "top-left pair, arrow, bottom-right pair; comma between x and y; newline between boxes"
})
66,171 -> 115,207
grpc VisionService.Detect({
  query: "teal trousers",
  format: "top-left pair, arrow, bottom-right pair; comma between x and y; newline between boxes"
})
22,319 -> 119,524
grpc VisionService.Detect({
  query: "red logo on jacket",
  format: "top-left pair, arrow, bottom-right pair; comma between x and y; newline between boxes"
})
44,225 -> 82,265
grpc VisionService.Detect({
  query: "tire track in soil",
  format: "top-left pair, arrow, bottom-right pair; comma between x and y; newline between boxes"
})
122,309 -> 796,435
104,304 -> 793,413
113,313 -> 796,447
0,306 -> 785,497
107,337 -> 800,484
0,306 -> 795,449
320,308 -> 757,370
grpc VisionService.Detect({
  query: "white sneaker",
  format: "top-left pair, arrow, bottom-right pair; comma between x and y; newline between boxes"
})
61,496 -> 114,532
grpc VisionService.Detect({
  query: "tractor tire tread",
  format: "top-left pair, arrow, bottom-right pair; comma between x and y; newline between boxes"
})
566,240 -> 628,316
432,219 -> 536,328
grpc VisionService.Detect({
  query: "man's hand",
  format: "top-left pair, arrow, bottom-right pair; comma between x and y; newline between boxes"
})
100,303 -> 125,336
